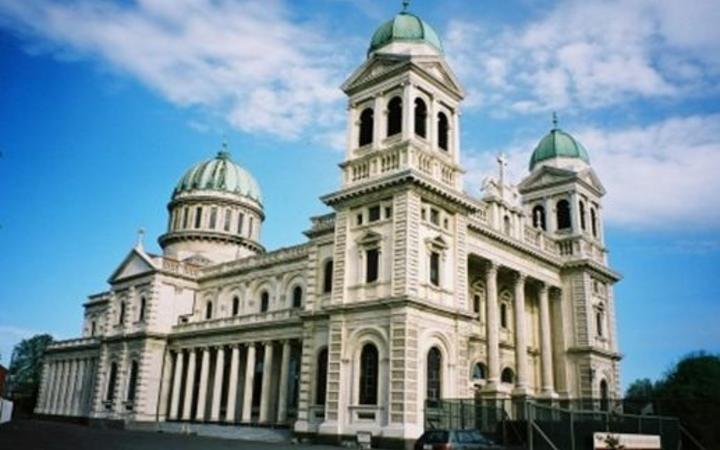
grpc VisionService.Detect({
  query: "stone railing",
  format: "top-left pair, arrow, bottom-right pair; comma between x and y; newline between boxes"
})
173,308 -> 301,333
200,244 -> 310,278
47,337 -> 100,351
554,235 -> 607,264
160,258 -> 200,278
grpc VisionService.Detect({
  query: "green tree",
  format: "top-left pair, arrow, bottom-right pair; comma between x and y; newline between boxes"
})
7,334 -> 54,402
625,378 -> 655,402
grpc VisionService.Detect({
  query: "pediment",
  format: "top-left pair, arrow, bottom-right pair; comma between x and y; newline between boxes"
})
108,247 -> 157,283
357,231 -> 383,246
414,60 -> 464,97
341,58 -> 407,93
518,166 -> 605,195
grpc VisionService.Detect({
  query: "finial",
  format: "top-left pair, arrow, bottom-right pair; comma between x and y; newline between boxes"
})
552,111 -> 559,129
136,227 -> 145,250
402,0 -> 410,12
217,135 -> 231,159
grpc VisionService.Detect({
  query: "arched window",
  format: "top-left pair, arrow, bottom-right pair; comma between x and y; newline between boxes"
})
503,215 -> 511,235
224,208 -> 232,231
532,205 -> 547,230
359,108 -> 374,147
359,343 -> 379,405
500,303 -> 508,329
209,207 -> 218,229
596,310 -> 604,337
366,248 -> 379,283
437,112 -> 449,151
194,206 -> 203,229
205,301 -> 213,320
591,208 -> 598,237
426,347 -> 442,405
118,301 -> 126,325
472,362 -> 487,380
237,212 -> 245,234
414,98 -> 427,138
126,360 -> 139,403
501,367 -> 515,384
292,286 -> 303,308
260,291 -> 269,313
138,297 -> 146,322
323,260 -> 334,294
556,199 -> 571,230
232,296 -> 240,316
316,348 -> 328,405
600,379 -> 609,410
579,201 -> 586,230
106,362 -> 118,402
387,97 -> 402,137
182,207 -> 189,229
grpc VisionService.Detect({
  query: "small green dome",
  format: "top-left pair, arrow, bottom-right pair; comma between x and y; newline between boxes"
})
529,128 -> 590,171
174,149 -> 262,204
369,11 -> 443,55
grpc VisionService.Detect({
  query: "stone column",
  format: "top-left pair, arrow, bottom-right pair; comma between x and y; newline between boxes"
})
277,340 -> 291,423
182,349 -> 197,421
241,343 -> 256,423
485,262 -> 500,388
169,351 -> 184,420
210,346 -> 226,421
402,82 -> 414,141
195,347 -> 211,421
53,361 -> 65,414
225,344 -> 241,423
513,273 -> 530,395
58,360 -> 70,415
429,97 -> 438,151
73,359 -> 86,415
42,362 -> 55,414
259,341 -> 274,423
539,284 -> 556,396
372,94 -> 384,150
452,110 -> 461,165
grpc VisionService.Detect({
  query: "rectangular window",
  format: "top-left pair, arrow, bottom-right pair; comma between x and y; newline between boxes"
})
249,217 -> 254,237
385,206 -> 392,219
209,207 -> 218,229
224,209 -> 231,231
366,248 -> 379,283
237,212 -> 244,234
368,205 -> 381,222
194,207 -> 203,229
430,209 -> 440,226
357,213 -> 363,226
430,251 -> 440,286
182,207 -> 189,229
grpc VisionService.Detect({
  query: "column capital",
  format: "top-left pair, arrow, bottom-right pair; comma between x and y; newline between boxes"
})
513,271 -> 528,283
244,341 -> 256,349
485,260 -> 498,275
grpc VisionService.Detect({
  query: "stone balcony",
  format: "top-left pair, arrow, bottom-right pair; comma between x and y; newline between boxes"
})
172,308 -> 302,334
47,337 -> 100,352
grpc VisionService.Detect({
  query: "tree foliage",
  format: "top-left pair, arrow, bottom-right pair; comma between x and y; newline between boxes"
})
625,351 -> 720,448
7,334 -> 54,399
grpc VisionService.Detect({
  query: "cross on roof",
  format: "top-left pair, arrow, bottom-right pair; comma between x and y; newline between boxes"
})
402,0 -> 410,12
497,153 -> 508,184
136,227 -> 145,249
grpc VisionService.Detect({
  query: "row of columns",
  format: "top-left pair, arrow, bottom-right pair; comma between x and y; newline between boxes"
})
168,340 -> 295,424
38,357 -> 95,416
484,262 -> 556,397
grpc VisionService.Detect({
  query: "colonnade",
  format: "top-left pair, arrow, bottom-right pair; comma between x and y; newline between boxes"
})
37,357 -> 96,416
167,339 -> 297,424
483,262 -> 557,397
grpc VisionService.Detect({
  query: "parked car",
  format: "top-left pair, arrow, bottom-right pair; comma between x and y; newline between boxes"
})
414,429 -> 507,450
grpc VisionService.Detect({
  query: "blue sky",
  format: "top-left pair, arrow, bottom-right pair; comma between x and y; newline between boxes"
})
0,0 -> 719,390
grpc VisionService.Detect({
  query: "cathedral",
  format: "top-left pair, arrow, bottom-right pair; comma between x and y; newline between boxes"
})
35,6 -> 621,448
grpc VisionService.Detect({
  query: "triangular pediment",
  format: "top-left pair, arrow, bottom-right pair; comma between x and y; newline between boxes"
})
518,166 -> 605,195
341,57 -> 407,93
357,231 -> 383,246
108,247 -> 157,283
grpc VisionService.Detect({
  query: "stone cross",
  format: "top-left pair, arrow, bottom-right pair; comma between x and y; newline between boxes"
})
136,227 -> 145,249
497,153 -> 508,187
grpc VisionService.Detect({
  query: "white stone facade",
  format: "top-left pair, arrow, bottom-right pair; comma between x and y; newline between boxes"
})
35,12 -> 622,448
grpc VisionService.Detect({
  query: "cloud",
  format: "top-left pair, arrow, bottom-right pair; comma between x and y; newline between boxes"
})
0,0 -> 350,142
464,114 -> 720,229
445,0 -> 720,114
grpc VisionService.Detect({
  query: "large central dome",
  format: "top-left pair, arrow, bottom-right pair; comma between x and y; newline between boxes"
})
174,149 -> 262,204
368,10 -> 443,55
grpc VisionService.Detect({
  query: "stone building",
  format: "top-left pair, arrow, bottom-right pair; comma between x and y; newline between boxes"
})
35,6 -> 621,448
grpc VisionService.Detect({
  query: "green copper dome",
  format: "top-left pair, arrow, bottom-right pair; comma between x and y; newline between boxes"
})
529,128 -> 591,171
369,11 -> 443,54
174,149 -> 262,204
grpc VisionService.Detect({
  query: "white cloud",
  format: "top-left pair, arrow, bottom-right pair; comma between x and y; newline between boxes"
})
0,0 -> 350,141
464,114 -> 720,228
445,0 -> 720,114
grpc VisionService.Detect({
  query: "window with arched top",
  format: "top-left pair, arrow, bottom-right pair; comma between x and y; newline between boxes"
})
106,362 -> 118,403
556,199 -> 571,230
260,291 -> 269,313
359,107 -> 374,147
600,379 -> 609,410
194,206 -> 203,229
503,215 -> 512,235
500,302 -> 508,329
437,112 -> 449,151
501,367 -> 515,384
205,301 -> 213,320
126,360 -> 139,403
471,362 -> 487,380
138,297 -> 146,322
387,97 -> 403,137
292,286 -> 303,308
359,343 -> 379,405
591,208 -> 598,237
232,296 -> 240,316
224,208 -> 232,232
118,301 -> 126,325
532,205 -> 547,231
596,309 -> 605,337
316,348 -> 328,406
323,260 -> 334,294
414,98 -> 427,138
579,201 -> 587,230
426,347 -> 442,405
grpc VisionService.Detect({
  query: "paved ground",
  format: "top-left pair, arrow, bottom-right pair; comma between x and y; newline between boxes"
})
0,419 -> 346,450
